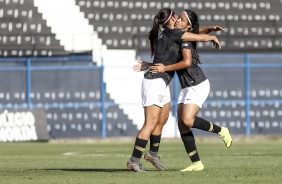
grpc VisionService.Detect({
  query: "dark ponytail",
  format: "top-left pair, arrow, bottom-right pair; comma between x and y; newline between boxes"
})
148,8 -> 174,56
183,9 -> 199,48
148,15 -> 159,57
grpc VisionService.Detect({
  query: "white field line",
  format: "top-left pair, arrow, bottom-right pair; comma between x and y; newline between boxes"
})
63,152 -> 128,157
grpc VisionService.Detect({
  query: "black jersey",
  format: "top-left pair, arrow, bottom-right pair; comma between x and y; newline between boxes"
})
144,27 -> 185,86
176,41 -> 207,88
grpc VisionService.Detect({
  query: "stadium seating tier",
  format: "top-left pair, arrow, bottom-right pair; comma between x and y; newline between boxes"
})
1,0 -> 282,56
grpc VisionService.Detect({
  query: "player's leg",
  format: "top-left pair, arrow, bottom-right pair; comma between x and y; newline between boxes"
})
178,103 -> 204,171
181,103 -> 232,148
127,105 -> 162,172
127,78 -> 166,172
182,80 -> 232,148
144,102 -> 170,171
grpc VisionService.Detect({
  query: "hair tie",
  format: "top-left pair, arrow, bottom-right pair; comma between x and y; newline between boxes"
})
163,10 -> 173,25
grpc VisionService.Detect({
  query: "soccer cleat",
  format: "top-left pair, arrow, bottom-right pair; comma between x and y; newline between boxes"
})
180,161 -> 204,172
144,151 -> 165,171
219,127 -> 233,148
127,159 -> 146,172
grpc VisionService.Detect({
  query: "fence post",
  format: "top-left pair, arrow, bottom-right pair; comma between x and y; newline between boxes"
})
100,64 -> 106,138
26,58 -> 31,109
244,54 -> 251,136
173,75 -> 179,137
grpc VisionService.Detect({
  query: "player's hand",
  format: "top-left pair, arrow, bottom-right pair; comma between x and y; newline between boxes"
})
211,36 -> 221,49
133,60 -> 152,72
132,60 -> 143,72
149,63 -> 166,73
209,26 -> 225,32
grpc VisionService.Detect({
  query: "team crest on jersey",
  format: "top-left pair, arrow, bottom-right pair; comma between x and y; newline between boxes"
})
158,95 -> 164,102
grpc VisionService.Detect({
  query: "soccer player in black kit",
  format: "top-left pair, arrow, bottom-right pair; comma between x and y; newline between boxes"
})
127,8 -> 222,172
149,9 -> 232,171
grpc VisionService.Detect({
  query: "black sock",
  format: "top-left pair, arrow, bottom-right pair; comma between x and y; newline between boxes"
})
131,137 -> 148,161
149,134 -> 161,154
181,131 -> 200,162
192,116 -> 221,134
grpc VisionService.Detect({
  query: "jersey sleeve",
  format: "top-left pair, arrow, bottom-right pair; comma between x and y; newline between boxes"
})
181,41 -> 194,50
171,29 -> 185,42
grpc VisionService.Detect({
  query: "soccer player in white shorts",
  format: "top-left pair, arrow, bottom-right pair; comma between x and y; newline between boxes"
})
142,78 -> 171,108
128,8 -> 223,172
149,9 -> 232,172
178,79 -> 210,108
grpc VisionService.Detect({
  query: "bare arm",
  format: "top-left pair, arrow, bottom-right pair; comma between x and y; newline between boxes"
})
182,32 -> 215,42
199,26 -> 225,34
149,48 -> 192,73
181,32 -> 221,49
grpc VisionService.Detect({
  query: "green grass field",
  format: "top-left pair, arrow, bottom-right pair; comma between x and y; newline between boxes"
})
0,138 -> 281,184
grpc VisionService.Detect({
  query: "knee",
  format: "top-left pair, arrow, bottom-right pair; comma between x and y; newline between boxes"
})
181,116 -> 195,128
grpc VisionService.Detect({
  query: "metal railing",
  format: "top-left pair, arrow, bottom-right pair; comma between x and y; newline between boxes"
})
1,54 -> 282,137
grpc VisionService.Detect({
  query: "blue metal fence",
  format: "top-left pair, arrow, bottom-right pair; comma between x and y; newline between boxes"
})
171,54 -> 282,136
1,54 -> 282,137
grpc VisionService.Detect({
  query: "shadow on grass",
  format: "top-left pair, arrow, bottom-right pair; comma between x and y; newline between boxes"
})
41,168 -> 173,172
43,168 -> 129,172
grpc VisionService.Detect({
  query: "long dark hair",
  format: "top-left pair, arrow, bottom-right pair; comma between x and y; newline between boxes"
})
183,9 -> 199,48
148,8 -> 174,57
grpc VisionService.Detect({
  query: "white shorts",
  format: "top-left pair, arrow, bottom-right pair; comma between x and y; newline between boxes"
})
178,79 -> 210,108
142,78 -> 171,107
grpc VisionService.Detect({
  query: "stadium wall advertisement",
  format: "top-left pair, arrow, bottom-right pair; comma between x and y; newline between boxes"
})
0,109 -> 49,142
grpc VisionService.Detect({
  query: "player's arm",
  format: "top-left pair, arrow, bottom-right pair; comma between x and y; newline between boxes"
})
199,26 -> 225,34
181,32 -> 221,49
133,60 -> 153,72
149,48 -> 192,73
